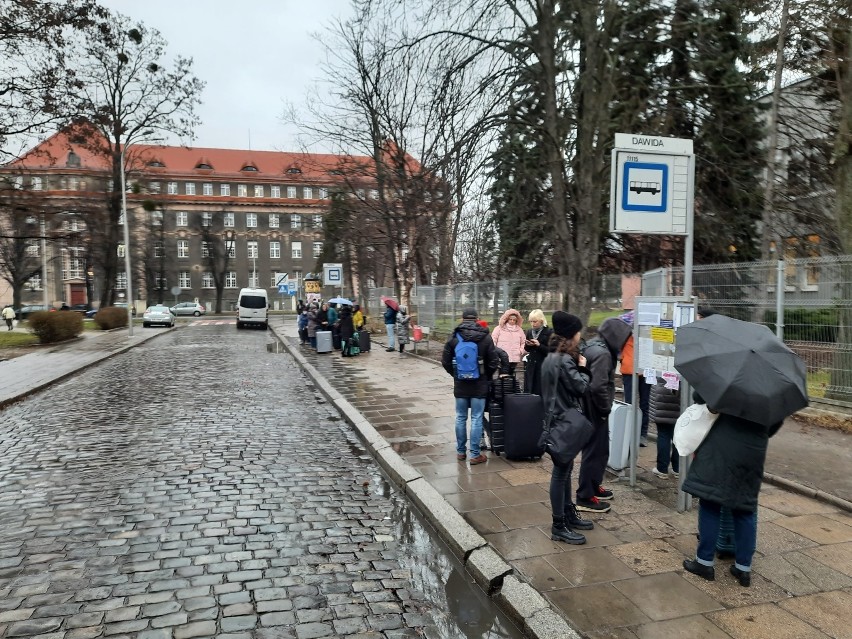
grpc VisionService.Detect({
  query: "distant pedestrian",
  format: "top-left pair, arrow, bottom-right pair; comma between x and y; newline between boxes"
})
1,305 -> 14,331
395,305 -> 411,354
491,309 -> 526,374
339,305 -> 356,357
306,304 -> 319,349
441,307 -> 499,465
383,302 -> 398,352
297,307 -> 309,345
523,309 -> 552,395
352,305 -> 365,331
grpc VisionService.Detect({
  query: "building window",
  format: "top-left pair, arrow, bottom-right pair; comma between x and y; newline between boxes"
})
319,188 -> 328,199
226,271 -> 237,288
155,275 -> 167,290
224,212 -> 234,227
25,240 -> 39,258
269,214 -> 279,228
292,241 -> 302,259
202,272 -> 214,288
151,210 -> 163,226
179,272 -> 191,288
303,187 -> 313,199
185,182 -> 196,195
176,211 -> 188,227
356,188 -> 365,199
220,183 -> 230,196
254,185 -> 264,197
287,186 -> 297,198
290,214 -> 302,229
154,241 -> 164,258
203,183 -> 213,196
271,186 -> 281,198
246,213 -> 257,228
201,211 -> 212,227
291,269 -> 301,286
270,241 -> 280,259
270,272 -> 278,288
116,272 -> 127,289
247,270 -> 258,288
226,239 -> 236,258
167,182 -> 178,194
313,242 -> 323,258
247,241 -> 258,259
177,240 -> 189,258
201,241 -> 210,258
238,184 -> 247,197
28,274 -> 42,290
312,214 -> 323,229
31,177 -> 43,191
117,243 -> 126,258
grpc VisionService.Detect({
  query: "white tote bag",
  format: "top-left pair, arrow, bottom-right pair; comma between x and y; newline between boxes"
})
673,403 -> 719,456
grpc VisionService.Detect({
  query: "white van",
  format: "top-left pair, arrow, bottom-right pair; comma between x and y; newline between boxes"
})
236,288 -> 268,329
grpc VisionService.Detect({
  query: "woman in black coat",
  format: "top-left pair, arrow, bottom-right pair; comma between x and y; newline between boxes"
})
338,306 -> 355,357
523,309 -> 552,396
649,382 -> 680,478
682,392 -> 782,587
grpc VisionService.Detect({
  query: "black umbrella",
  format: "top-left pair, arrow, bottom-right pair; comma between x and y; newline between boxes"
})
674,314 -> 808,426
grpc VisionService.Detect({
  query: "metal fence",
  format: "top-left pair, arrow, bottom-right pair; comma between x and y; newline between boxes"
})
365,255 -> 851,409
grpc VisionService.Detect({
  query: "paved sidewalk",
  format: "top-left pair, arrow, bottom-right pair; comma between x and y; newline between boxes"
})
272,321 -> 852,639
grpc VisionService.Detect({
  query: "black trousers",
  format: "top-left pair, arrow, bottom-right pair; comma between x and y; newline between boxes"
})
576,415 -> 609,501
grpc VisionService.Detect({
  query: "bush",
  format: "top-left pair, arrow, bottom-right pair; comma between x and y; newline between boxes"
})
94,306 -> 129,330
28,311 -> 83,343
764,307 -> 839,343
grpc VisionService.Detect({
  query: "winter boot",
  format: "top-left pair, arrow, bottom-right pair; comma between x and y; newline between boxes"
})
566,504 -> 594,530
551,516 -> 586,545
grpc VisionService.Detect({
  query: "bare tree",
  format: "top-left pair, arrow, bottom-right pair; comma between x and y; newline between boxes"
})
66,10 -> 203,308
195,211 -> 234,314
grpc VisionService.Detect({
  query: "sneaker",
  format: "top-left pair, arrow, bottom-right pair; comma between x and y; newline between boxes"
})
671,470 -> 680,478
469,454 -> 487,465
575,496 -> 611,513
385,347 -> 395,352
456,453 -> 466,461
652,468 -> 669,479
640,436 -> 648,447
730,564 -> 751,587
596,486 -> 614,501
683,558 -> 715,581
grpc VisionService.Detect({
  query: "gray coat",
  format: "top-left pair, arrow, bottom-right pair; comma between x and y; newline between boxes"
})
396,313 -> 410,345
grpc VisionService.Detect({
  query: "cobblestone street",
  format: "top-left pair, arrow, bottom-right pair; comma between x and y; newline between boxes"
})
0,326 -> 522,639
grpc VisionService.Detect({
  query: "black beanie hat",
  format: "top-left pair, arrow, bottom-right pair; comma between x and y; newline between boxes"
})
462,307 -> 478,320
552,311 -> 582,339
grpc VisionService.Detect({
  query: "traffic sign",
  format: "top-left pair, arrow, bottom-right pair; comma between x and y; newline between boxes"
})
275,272 -> 289,286
323,263 -> 343,287
278,284 -> 288,294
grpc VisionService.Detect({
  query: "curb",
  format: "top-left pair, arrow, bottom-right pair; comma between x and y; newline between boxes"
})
270,325 -> 582,639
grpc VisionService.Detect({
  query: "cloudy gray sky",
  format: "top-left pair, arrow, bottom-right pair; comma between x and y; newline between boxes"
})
98,0 -> 354,151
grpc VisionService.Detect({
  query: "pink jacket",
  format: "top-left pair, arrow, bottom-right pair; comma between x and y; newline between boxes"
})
491,308 -> 526,363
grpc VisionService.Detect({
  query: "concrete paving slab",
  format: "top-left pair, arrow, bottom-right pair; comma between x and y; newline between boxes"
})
498,467 -> 552,487
757,551 -> 852,596
444,490 -> 505,513
484,527 -> 563,561
489,483 -> 550,507
778,589 -> 852,639
613,572 -> 723,621
464,510 -> 509,535
707,603 -> 831,639
585,627 -> 641,639
803,541 -> 852,577
609,539 -> 687,576
513,557 -> 571,592
756,520 -> 820,554
548,583 -> 651,632
772,514 -> 852,545
682,565 -> 792,609
545,547 -> 638,586
634,614 -> 733,639
492,503 -> 552,529
759,491 -> 841,517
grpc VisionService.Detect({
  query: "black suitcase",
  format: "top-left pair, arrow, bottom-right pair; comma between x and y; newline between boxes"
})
358,329 -> 371,352
502,393 -> 545,459
332,332 -> 342,350
485,404 -> 506,455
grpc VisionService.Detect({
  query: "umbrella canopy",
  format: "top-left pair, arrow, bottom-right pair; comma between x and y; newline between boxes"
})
327,297 -> 353,306
380,296 -> 400,312
674,314 -> 808,426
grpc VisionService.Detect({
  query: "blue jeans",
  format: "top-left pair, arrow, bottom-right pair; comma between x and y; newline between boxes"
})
622,374 -> 650,437
696,499 -> 757,572
656,424 -> 679,473
455,397 -> 485,458
549,462 -> 575,519
386,324 -> 395,348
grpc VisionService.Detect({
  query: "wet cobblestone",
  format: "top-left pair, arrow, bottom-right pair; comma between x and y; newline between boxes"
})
0,326 -> 521,638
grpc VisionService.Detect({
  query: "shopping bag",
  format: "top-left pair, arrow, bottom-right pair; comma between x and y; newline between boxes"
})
673,403 -> 719,456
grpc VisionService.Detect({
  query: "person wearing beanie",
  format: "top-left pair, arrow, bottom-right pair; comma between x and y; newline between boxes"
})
540,311 -> 594,544
575,317 -> 632,513
441,307 -> 500,465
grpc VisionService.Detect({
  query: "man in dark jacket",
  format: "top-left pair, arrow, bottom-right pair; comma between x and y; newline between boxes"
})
442,307 -> 500,465
576,317 -> 632,512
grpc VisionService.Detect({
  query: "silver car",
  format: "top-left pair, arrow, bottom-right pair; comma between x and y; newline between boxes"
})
142,305 -> 175,328
170,301 -> 206,317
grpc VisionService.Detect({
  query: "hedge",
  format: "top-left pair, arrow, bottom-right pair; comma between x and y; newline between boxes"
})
764,307 -> 839,343
94,306 -> 129,330
28,311 -> 83,343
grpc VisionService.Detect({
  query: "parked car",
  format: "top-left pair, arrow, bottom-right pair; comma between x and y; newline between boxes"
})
170,302 -> 206,317
15,305 -> 51,320
84,308 -> 98,318
63,303 -> 89,314
142,305 -> 175,328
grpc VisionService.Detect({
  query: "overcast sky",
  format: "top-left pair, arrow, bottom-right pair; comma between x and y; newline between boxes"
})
97,0 -> 355,152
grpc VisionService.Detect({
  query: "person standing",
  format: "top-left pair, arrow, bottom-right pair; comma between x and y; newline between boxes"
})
306,304 -> 319,349
649,381 -> 681,478
576,318 -> 632,513
383,302 -> 398,352
2,306 -> 15,331
619,322 -> 650,446
441,308 -> 500,465
541,312 -> 595,544
395,305 -> 411,354
491,309 -> 526,374
523,309 -> 552,396
352,304 -> 364,331
338,305 -> 356,357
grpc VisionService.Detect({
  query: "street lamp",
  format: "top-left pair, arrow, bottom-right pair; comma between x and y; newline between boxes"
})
119,145 -> 134,336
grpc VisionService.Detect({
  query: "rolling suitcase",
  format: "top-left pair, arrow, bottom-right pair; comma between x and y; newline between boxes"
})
485,403 -> 506,455
316,330 -> 333,354
502,393 -> 545,459
358,329 -> 371,352
332,332 -> 342,350
348,332 -> 361,356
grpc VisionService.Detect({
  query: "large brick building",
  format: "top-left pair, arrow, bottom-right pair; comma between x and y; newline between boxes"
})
1,130 -> 368,312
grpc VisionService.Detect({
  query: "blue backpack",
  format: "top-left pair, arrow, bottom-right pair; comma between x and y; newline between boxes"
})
454,333 -> 480,380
